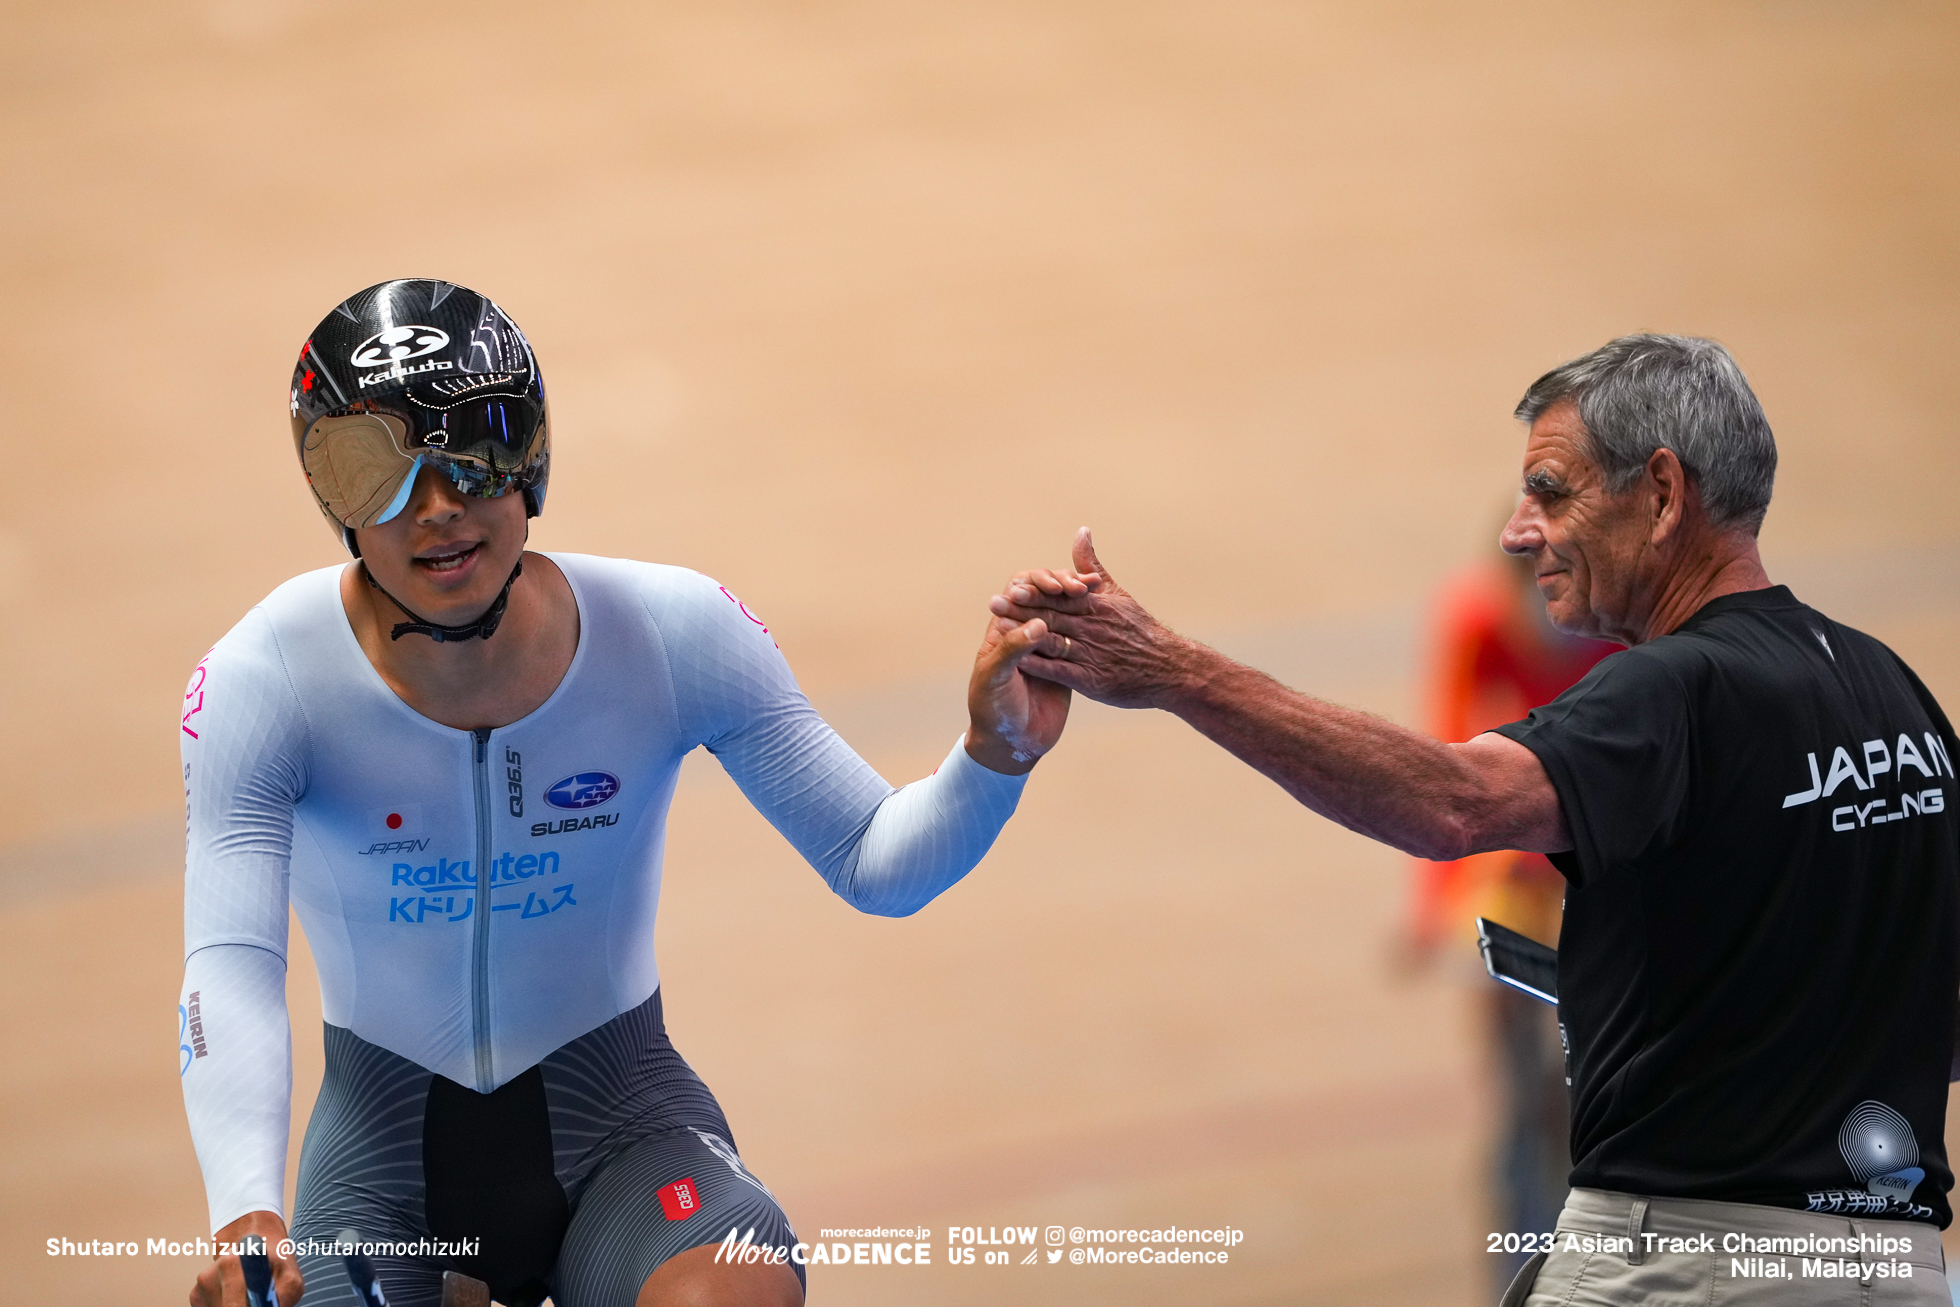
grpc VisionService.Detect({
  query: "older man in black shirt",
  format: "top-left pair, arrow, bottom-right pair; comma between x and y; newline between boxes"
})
991,334 -> 1958,1304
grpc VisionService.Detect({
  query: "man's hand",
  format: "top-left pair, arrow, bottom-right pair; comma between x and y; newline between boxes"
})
190,1210 -> 302,1307
988,527 -> 1194,709
990,527 -> 1571,858
966,601 -> 1073,776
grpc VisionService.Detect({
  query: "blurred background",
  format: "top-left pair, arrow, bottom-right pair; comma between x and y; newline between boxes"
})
4,1 -> 1958,1302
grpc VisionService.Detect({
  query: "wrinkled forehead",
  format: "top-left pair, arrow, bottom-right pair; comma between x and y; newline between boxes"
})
1519,398 -> 1601,487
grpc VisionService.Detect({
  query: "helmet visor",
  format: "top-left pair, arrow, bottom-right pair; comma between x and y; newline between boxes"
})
300,394 -> 546,529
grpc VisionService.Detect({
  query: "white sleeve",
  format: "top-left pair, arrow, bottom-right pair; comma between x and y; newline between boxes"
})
179,945 -> 292,1232
178,613 -> 308,1232
837,735 -> 1029,915
652,571 -> 1028,917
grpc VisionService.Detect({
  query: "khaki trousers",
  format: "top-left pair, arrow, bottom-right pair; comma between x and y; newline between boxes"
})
1502,1188 -> 1949,1306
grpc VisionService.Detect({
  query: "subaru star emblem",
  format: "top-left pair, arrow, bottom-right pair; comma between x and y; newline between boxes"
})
545,772 -> 620,810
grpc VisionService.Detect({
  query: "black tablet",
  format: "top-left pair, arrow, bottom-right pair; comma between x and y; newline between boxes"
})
1476,917 -> 1558,1005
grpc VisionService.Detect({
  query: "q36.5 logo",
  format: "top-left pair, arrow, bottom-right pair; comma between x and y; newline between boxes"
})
350,325 -> 450,368
546,772 -> 619,810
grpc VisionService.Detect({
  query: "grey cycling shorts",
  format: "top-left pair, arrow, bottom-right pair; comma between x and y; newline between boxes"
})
288,989 -> 800,1307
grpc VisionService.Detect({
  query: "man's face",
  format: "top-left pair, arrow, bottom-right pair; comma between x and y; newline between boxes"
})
1499,399 -> 1650,644
352,464 -> 528,622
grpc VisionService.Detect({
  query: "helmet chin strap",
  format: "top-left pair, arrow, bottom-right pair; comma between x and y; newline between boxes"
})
365,558 -> 525,643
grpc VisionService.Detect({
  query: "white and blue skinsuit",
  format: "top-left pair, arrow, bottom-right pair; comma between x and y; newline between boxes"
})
178,553 -> 1027,1306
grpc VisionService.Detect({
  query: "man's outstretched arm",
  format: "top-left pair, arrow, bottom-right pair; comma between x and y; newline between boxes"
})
989,528 -> 1571,862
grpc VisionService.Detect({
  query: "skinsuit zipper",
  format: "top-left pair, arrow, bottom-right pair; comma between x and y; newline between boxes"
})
471,726 -> 495,1092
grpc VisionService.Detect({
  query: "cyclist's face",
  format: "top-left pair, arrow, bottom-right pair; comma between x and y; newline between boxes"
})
353,463 -> 527,622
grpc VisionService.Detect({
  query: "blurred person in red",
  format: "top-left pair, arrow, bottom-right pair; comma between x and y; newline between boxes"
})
1407,545 -> 1614,1294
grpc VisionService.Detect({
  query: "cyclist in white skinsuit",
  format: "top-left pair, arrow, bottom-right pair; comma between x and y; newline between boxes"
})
181,280 -> 1074,1307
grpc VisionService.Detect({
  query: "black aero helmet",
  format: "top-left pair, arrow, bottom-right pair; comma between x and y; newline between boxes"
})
290,279 -> 550,554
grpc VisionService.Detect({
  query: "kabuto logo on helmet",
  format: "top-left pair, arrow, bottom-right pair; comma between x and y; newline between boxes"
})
350,325 -> 451,368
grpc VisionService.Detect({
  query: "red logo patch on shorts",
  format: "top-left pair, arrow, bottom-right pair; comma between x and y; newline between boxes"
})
657,1177 -> 700,1221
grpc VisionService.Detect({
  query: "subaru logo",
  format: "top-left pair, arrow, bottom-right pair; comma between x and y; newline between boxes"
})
545,772 -> 620,810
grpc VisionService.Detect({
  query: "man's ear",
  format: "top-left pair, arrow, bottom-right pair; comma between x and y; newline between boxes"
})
1646,446 -> 1694,544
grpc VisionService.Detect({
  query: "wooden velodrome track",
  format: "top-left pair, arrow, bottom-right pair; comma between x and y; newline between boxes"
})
3,1 -> 1958,1302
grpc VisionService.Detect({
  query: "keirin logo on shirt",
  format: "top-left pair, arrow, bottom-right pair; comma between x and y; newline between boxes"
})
179,993 -> 209,1076
1805,1101 -> 1931,1220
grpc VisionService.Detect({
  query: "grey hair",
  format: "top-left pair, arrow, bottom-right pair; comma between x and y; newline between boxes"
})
1515,334 -> 1777,534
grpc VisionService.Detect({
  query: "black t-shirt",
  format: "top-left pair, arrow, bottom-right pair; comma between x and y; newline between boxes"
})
1494,586 -> 1960,1225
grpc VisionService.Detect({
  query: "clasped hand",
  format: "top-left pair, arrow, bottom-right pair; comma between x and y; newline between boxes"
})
984,527 -> 1192,712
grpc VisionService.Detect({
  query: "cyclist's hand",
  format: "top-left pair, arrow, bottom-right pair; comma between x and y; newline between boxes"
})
967,602 -> 1072,776
190,1210 -> 303,1307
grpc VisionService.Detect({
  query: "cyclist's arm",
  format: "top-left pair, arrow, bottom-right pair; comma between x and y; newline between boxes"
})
179,945 -> 292,1225
730,727 -> 1026,917
825,736 -> 1027,915
654,571 -> 1026,917
179,613 -> 308,1239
